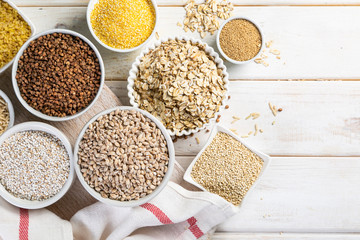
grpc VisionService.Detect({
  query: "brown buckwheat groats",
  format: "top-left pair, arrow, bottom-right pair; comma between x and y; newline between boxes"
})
133,39 -> 227,134
78,109 -> 169,201
191,132 -> 264,205
16,33 -> 101,117
0,130 -> 70,201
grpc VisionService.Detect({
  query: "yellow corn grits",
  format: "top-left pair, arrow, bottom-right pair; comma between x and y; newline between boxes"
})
91,0 -> 156,49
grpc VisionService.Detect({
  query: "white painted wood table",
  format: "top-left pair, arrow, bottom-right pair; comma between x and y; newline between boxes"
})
10,0 -> 360,239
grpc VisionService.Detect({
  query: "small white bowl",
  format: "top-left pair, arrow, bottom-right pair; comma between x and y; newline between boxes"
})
183,125 -> 270,211
12,29 -> 105,122
216,17 -> 264,64
0,122 -> 74,209
0,0 -> 35,75
86,0 -> 158,53
0,90 -> 15,134
74,106 -> 175,207
128,36 -> 229,136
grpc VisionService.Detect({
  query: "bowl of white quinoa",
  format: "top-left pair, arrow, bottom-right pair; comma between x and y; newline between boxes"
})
0,121 -> 74,209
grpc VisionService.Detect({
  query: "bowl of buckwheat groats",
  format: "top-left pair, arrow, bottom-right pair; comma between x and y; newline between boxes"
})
0,122 -> 74,209
12,29 -> 105,121
87,0 -> 158,52
74,106 -> 175,207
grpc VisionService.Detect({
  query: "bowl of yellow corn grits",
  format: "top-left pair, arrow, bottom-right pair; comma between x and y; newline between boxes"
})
87,0 -> 158,53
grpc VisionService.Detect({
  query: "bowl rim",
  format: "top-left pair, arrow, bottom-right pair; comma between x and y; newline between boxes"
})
0,121 -> 75,209
86,0 -> 158,53
127,36 -> 229,136
73,106 -> 175,207
183,124 -> 271,211
11,28 -> 105,122
216,16 -> 264,65
0,0 -> 36,75
0,90 -> 15,134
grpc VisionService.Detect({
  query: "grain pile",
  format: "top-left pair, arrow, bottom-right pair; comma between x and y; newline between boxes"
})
0,0 -> 31,69
191,132 -> 264,205
78,109 -> 169,201
182,0 -> 234,38
133,39 -> 227,134
0,131 -> 70,201
219,19 -> 262,62
0,97 -> 9,135
90,0 -> 156,49
16,33 -> 101,117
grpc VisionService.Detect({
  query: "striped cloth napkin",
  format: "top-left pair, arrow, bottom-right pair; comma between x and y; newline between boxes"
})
0,182 -> 236,240
71,182 -> 237,240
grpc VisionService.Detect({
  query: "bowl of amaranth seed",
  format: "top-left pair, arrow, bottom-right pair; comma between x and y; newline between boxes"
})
216,17 -> 264,64
12,29 -> 105,121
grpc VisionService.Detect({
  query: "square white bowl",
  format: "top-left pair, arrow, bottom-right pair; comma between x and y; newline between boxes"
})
0,0 -> 35,75
183,125 -> 270,210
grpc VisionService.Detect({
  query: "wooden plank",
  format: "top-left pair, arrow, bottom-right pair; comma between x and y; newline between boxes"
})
212,233 -> 360,239
107,80 -> 360,157
173,156 -> 360,232
18,6 -> 360,80
11,0 -> 360,7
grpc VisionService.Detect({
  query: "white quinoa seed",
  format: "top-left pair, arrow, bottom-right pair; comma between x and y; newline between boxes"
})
0,131 -> 70,201
191,132 -> 264,206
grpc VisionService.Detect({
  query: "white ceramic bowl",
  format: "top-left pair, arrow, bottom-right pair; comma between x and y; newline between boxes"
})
74,106 -> 175,207
0,122 -> 74,209
127,36 -> 229,136
216,17 -> 264,64
183,125 -> 270,211
12,29 -> 105,122
0,0 -> 35,75
86,0 -> 158,53
0,90 -> 15,135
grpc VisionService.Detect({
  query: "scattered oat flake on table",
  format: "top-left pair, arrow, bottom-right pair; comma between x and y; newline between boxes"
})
182,0 -> 234,37
155,32 -> 160,40
195,137 -> 200,144
270,49 -> 280,55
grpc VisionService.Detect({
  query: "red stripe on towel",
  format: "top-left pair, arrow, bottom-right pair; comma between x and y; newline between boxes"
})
141,203 -> 173,224
19,208 -> 29,240
187,217 -> 204,239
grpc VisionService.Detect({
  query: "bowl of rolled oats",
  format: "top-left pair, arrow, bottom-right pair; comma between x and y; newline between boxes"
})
74,106 -> 175,207
0,90 -> 14,136
127,36 -> 229,136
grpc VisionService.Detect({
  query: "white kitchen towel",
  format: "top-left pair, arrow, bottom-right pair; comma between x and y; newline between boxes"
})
0,197 -> 72,240
71,181 -> 237,240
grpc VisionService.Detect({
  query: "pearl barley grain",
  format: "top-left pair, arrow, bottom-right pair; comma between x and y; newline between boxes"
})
0,131 -> 70,201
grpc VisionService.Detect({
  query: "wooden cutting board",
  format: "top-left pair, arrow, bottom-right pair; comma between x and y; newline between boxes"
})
0,68 -> 187,220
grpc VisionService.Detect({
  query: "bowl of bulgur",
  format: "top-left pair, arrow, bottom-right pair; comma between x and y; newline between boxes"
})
74,106 -> 175,207
0,90 -> 14,136
87,0 -> 158,52
0,0 -> 35,74
128,36 -> 229,136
